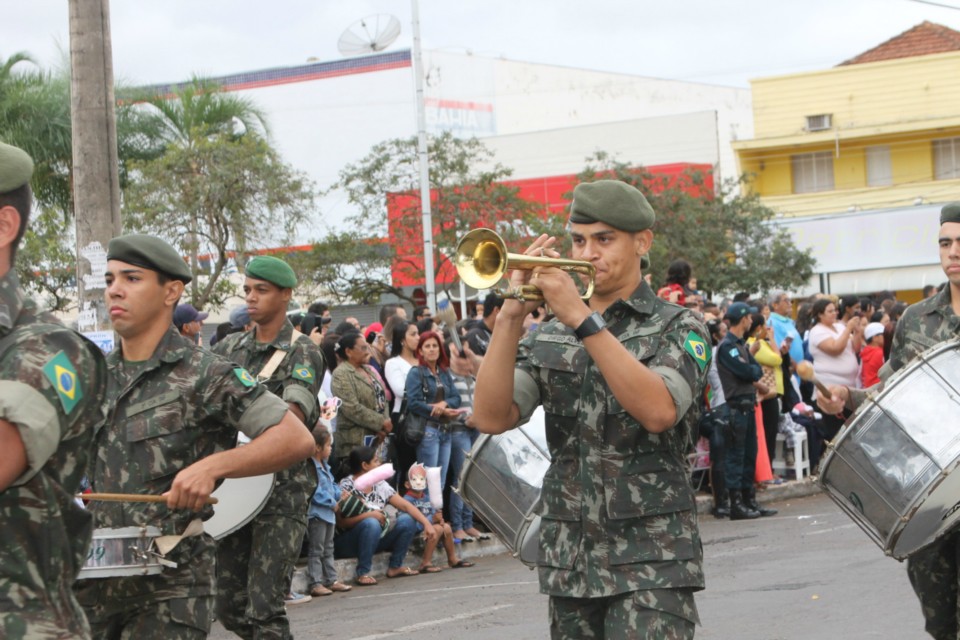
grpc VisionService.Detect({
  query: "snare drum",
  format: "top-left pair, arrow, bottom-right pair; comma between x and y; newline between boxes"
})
79,526 -> 163,579
457,407 -> 550,567
820,339 -> 960,560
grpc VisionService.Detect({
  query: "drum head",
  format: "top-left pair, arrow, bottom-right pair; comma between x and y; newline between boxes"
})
204,473 -> 275,540
458,407 -> 549,567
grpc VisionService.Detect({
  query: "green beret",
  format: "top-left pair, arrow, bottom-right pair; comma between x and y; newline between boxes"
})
246,255 -> 297,289
941,202 -> 960,225
0,141 -> 34,193
570,180 -> 654,269
106,234 -> 192,283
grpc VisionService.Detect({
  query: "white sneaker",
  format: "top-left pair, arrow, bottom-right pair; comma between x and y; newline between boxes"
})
284,592 -> 312,606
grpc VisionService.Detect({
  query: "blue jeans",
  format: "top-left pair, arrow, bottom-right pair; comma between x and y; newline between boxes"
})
416,425 -> 452,488
448,428 -> 476,531
333,513 -> 418,577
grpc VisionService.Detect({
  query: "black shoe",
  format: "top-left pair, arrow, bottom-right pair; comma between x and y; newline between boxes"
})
743,488 -> 778,517
729,490 -> 760,520
712,496 -> 730,519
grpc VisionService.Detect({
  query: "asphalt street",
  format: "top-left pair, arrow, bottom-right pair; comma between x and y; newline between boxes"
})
210,492 -> 929,639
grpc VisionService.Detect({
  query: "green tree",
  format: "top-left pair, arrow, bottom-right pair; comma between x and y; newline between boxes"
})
0,52 -> 166,310
575,152 -> 816,296
299,132 -> 547,304
123,130 -> 314,310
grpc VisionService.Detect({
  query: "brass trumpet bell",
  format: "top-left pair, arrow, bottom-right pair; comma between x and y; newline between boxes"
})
454,228 -> 596,301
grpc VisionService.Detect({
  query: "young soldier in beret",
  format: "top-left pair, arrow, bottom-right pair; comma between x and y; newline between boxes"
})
473,179 -> 709,639
0,142 -> 108,639
75,235 -> 314,639
819,202 -> 960,640
212,255 -> 325,636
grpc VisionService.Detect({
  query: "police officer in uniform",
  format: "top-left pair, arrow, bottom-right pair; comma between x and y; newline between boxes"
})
820,202 -> 960,640
0,142 -> 108,639
212,255 -> 324,638
76,234 -> 314,639
715,302 -> 776,520
473,180 -> 709,639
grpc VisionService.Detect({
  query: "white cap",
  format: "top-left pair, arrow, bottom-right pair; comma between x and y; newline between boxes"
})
864,322 -> 885,341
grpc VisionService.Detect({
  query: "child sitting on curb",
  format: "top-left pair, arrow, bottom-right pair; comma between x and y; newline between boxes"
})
403,463 -> 474,572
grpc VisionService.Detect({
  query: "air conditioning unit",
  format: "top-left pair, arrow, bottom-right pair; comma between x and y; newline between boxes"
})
806,114 -> 832,132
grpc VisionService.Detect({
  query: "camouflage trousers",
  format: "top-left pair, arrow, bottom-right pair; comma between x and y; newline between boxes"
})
907,529 -> 960,640
1,603 -> 90,640
215,511 -> 307,640
548,589 -> 698,640
78,590 -> 211,640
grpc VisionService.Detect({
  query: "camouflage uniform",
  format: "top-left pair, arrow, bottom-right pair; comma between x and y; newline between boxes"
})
75,327 -> 288,640
0,271 -> 107,640
860,286 -> 960,640
212,320 -> 322,640
513,281 -> 709,639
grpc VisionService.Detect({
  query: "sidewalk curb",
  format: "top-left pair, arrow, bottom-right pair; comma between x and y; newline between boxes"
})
695,476 -> 823,516
291,535 -> 513,592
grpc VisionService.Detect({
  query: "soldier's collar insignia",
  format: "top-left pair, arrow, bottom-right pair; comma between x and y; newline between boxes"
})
292,364 -> 315,382
43,351 -> 83,413
234,367 -> 257,387
683,331 -> 710,371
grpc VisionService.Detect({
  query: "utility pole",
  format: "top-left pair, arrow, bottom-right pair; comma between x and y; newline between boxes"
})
411,0 -> 436,312
69,0 -> 122,341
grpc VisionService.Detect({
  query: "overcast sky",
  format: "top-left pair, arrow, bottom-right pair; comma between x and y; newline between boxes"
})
8,0 -> 960,88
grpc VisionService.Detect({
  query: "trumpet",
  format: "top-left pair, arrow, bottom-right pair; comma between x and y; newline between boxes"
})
454,228 -> 596,302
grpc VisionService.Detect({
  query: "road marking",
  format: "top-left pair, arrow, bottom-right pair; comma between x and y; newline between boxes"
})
349,604 -> 513,639
347,580 -> 538,600
805,524 -> 857,536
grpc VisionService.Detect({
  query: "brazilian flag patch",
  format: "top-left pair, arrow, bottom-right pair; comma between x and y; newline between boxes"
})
683,331 -> 710,371
42,351 -> 82,414
234,367 -> 256,387
292,364 -> 315,383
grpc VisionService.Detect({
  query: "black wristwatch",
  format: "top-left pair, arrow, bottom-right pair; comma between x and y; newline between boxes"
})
574,312 -> 606,340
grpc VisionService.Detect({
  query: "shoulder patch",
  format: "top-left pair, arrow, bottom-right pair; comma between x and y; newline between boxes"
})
234,367 -> 256,387
292,364 -> 315,382
683,331 -> 710,371
42,350 -> 83,413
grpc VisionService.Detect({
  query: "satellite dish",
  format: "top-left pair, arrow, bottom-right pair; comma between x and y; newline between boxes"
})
337,14 -> 401,56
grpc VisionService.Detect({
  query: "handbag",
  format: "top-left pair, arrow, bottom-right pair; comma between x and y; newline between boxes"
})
759,365 -> 778,400
400,367 -> 431,446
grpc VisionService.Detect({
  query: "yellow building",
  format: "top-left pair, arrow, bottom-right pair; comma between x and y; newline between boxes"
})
733,22 -> 960,294
735,21 -> 960,216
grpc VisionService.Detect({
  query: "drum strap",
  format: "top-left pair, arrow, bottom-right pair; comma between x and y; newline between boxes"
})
257,329 -> 305,382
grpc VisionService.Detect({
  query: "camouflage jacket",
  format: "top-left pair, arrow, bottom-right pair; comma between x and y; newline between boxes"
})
212,319 -> 323,516
0,271 -> 107,639
513,281 -> 709,609
88,326 -> 287,599
888,285 -> 960,374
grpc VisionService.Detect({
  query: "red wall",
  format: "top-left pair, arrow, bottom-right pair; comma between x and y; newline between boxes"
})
388,163 -> 714,287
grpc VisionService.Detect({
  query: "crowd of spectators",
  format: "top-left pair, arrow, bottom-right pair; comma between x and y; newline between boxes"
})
202,270 -> 924,594
654,261 -> 922,520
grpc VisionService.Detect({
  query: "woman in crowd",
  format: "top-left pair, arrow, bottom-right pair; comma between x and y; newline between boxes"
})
334,446 -> 436,585
331,332 -> 393,476
384,320 -> 420,488
747,313 -> 783,475
404,330 -> 462,488
808,298 -> 862,442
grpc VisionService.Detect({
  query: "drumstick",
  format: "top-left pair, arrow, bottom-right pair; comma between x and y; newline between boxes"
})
795,361 -> 832,398
80,493 -> 219,505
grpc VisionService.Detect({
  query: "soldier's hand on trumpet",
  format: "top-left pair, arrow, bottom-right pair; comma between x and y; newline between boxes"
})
523,239 -> 594,332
